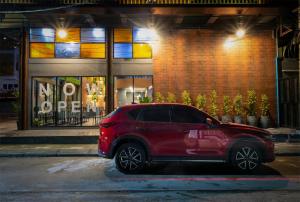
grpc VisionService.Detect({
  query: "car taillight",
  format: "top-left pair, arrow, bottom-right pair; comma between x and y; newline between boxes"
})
100,122 -> 116,128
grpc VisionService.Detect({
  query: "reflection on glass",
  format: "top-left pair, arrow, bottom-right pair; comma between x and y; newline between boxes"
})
30,28 -> 55,42
56,77 -> 81,126
55,43 -> 80,58
32,77 -> 56,127
82,77 -> 106,126
114,76 -> 153,108
114,76 -> 133,109
81,28 -> 105,42
134,76 -> 153,103
114,43 -> 132,58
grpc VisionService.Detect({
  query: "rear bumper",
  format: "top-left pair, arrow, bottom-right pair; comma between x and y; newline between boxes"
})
98,148 -> 113,159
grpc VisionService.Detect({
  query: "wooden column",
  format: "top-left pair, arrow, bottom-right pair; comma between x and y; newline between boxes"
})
106,27 -> 114,113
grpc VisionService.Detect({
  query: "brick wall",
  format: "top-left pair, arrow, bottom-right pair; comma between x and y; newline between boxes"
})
153,29 -> 276,120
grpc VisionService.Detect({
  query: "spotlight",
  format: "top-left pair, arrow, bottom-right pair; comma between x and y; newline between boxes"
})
236,28 -> 246,38
224,37 -> 235,49
58,29 -> 67,38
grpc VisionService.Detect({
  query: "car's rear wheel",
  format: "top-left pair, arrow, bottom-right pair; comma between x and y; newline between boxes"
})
230,143 -> 262,172
115,143 -> 146,174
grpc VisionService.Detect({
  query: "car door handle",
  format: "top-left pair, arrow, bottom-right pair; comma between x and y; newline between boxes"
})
136,126 -> 147,131
182,130 -> 190,133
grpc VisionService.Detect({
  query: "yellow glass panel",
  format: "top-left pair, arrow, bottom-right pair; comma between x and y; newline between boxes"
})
30,43 -> 54,58
56,28 -> 80,43
114,28 -> 132,43
133,43 -> 152,58
80,43 -> 106,58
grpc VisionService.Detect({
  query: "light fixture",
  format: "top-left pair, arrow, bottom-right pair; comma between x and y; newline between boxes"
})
224,37 -> 235,49
236,28 -> 246,38
58,29 -> 67,38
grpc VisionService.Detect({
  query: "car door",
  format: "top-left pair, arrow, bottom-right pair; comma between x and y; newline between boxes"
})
171,106 -> 227,158
170,105 -> 209,156
137,105 -> 184,156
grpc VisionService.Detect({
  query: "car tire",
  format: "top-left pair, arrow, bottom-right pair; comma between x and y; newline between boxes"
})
115,143 -> 146,174
230,142 -> 262,172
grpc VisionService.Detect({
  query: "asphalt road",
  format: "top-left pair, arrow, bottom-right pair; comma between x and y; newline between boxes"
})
0,156 -> 300,201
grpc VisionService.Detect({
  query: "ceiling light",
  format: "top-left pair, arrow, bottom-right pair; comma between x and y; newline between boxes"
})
58,29 -> 67,38
236,28 -> 246,38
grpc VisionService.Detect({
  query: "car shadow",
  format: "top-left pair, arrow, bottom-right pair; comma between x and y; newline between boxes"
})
140,162 -> 282,176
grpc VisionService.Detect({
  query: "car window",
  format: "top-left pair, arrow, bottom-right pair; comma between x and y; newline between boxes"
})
127,108 -> 141,120
138,106 -> 170,122
171,106 -> 206,124
104,107 -> 121,118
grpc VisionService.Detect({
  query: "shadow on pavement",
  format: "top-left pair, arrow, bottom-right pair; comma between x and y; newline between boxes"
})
141,162 -> 282,176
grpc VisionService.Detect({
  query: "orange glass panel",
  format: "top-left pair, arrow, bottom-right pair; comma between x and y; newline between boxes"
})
30,43 -> 54,58
133,43 -> 152,58
80,43 -> 105,58
114,28 -> 132,43
56,28 -> 80,43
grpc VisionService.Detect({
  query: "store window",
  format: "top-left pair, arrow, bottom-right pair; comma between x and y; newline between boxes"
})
31,76 -> 106,127
29,28 -> 106,59
114,75 -> 153,109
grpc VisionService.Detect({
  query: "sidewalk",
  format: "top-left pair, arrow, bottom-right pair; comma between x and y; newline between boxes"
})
0,143 -> 299,157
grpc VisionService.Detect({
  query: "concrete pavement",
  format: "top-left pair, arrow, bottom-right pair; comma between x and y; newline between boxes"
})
0,142 -> 300,157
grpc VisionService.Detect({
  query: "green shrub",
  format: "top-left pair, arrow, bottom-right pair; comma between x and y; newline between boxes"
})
167,92 -> 176,103
260,94 -> 270,116
209,90 -> 218,117
181,90 -> 192,105
233,94 -> 243,116
196,94 -> 206,111
223,96 -> 232,115
139,96 -> 152,103
154,92 -> 165,103
246,90 -> 257,116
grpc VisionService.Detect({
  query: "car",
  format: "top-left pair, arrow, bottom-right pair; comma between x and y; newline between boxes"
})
98,103 -> 275,174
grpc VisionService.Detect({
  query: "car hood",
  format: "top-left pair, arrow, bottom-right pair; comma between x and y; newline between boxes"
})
221,122 -> 271,135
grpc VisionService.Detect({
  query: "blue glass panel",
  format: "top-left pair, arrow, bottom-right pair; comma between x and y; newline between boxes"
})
55,43 -> 80,58
133,28 -> 152,42
30,28 -> 55,42
81,28 -> 105,42
114,43 -> 132,59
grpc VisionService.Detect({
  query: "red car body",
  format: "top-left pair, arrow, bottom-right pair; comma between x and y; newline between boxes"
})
98,103 -> 275,173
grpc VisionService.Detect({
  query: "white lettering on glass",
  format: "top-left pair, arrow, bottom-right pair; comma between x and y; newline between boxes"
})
40,101 -> 52,113
58,101 -> 66,112
72,101 -> 80,113
63,83 -> 76,96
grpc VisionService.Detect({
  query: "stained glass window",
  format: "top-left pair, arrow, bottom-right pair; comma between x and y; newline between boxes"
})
81,28 -> 105,42
30,43 -> 54,58
114,43 -> 132,59
80,43 -> 105,58
56,28 -> 80,43
114,28 -> 132,43
133,28 -> 152,42
30,28 -> 55,42
55,43 -> 80,58
133,43 -> 152,58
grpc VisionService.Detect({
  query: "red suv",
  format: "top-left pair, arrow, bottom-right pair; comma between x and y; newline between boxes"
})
98,104 -> 274,174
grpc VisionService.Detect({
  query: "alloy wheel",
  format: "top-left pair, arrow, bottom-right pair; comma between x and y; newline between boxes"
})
118,146 -> 143,171
235,146 -> 259,170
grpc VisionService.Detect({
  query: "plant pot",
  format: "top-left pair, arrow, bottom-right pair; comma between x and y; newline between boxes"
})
234,115 -> 243,124
260,116 -> 269,128
221,115 -> 232,123
247,115 -> 257,126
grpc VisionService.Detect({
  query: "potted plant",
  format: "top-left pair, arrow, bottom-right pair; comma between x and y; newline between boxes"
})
260,94 -> 270,128
209,90 -> 219,120
154,92 -> 165,103
222,95 -> 232,123
196,94 -> 206,111
167,92 -> 176,103
139,96 -> 152,103
246,90 -> 257,126
233,94 -> 243,124
181,90 -> 192,105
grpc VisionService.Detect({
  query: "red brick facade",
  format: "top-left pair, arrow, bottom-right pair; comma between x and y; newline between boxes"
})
153,29 -> 276,120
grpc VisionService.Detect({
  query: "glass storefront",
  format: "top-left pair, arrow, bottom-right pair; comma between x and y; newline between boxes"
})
114,75 -> 153,109
32,76 -> 106,127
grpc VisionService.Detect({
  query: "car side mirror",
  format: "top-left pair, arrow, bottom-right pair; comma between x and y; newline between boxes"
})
206,118 -> 213,126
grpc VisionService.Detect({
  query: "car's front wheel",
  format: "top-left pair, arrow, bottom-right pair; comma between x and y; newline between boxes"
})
230,143 -> 262,172
115,143 -> 146,174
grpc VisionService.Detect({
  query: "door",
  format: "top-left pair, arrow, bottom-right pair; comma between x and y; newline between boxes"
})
137,106 -> 183,156
171,105 -> 226,158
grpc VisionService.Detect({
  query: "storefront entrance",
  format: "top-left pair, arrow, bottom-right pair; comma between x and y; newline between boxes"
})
31,76 -> 106,127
